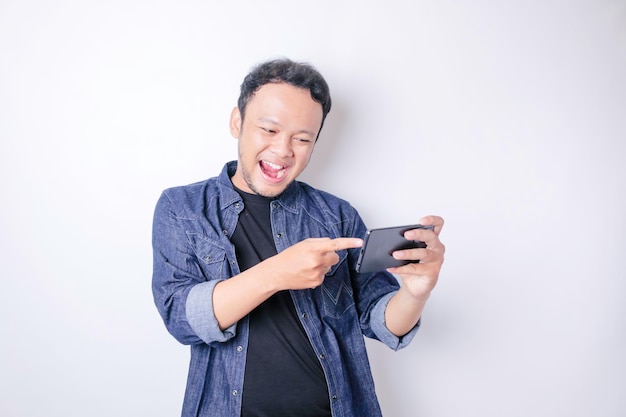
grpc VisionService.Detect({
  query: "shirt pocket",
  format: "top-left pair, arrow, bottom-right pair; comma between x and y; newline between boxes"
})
186,232 -> 228,280
321,249 -> 356,319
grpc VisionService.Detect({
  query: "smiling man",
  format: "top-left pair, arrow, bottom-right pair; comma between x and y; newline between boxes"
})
152,58 -> 445,417
229,82 -> 321,198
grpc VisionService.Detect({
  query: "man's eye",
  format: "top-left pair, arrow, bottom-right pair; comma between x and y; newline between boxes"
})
261,127 -> 276,134
295,137 -> 313,144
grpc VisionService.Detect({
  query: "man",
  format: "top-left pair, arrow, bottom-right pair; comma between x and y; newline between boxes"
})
152,58 -> 445,417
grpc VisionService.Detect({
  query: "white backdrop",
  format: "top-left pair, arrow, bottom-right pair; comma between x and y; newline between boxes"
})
1,1 -> 625,416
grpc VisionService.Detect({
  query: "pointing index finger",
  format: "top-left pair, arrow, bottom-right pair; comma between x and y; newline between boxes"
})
327,237 -> 363,252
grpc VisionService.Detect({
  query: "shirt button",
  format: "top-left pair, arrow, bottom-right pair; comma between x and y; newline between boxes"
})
236,346 -> 243,352
301,313 -> 307,319
332,394 -> 337,400
276,233 -> 282,238
222,230 -> 228,235
232,390 -> 238,396
319,353 -> 325,359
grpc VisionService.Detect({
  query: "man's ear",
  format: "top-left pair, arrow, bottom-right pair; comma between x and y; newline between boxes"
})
229,107 -> 242,138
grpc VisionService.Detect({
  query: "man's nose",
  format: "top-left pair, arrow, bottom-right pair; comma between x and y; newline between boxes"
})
271,135 -> 294,157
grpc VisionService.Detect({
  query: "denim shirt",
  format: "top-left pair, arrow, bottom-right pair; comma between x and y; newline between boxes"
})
152,162 -> 419,417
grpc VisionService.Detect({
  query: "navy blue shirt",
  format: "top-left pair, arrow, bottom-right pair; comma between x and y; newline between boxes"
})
152,161 -> 420,417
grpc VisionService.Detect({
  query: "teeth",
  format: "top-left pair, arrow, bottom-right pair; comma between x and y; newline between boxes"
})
264,160 -> 283,169
261,160 -> 287,180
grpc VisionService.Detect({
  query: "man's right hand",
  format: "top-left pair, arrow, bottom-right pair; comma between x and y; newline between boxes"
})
269,237 -> 364,290
212,237 -> 362,330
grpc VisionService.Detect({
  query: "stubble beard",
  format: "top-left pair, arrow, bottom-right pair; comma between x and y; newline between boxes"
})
241,163 -> 285,198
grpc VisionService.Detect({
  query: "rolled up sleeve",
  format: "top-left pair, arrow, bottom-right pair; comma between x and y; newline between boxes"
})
369,291 -> 420,351
152,190 -> 236,346
186,280 -> 237,344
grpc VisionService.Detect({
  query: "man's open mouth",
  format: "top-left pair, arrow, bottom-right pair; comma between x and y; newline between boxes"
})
260,160 -> 287,180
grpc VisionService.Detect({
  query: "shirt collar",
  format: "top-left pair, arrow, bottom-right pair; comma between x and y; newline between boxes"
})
217,161 -> 302,214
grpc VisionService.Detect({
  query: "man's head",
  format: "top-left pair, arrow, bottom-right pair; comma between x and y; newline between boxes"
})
229,59 -> 332,198
237,58 -> 332,136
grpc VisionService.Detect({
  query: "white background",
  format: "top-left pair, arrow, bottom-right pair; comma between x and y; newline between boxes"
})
1,1 -> 625,416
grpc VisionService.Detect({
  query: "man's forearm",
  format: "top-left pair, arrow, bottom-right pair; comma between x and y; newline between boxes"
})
384,287 -> 431,337
212,260 -> 280,330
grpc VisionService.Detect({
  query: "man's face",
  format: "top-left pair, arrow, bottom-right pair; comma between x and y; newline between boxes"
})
230,82 -> 323,198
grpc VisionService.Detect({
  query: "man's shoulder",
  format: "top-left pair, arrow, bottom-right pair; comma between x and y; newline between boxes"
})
294,181 -> 358,221
296,181 -> 352,206
156,175 -> 227,219
160,162 -> 234,203
161,177 -> 218,202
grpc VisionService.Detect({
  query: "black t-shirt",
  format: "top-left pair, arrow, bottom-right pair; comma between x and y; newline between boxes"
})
231,187 -> 331,417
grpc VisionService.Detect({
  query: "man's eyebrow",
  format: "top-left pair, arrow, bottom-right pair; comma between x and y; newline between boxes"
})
258,117 -> 280,125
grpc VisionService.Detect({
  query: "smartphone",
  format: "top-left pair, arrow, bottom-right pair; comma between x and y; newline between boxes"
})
355,224 -> 434,273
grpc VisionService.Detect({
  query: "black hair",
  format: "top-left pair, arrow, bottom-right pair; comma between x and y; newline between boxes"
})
237,58 -> 332,135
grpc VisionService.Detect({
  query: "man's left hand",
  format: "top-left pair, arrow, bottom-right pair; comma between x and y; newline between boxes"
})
387,215 -> 445,297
